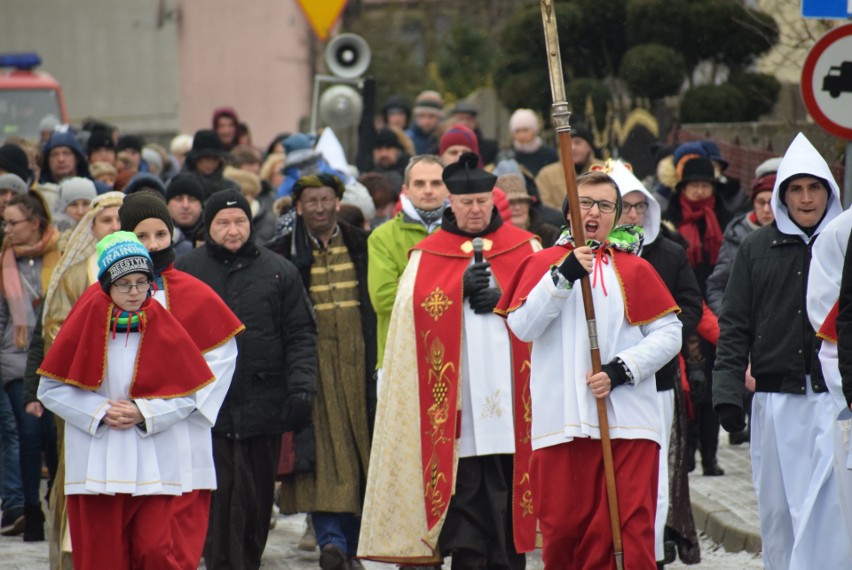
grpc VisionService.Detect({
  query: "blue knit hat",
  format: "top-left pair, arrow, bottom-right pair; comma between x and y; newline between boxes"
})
96,231 -> 154,292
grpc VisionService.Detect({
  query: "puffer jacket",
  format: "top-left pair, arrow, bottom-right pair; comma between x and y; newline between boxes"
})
175,239 -> 317,438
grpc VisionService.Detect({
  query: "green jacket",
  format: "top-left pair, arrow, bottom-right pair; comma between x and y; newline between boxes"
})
367,211 -> 436,367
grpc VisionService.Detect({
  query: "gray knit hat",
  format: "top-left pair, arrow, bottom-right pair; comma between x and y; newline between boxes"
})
0,173 -> 28,196
58,177 -> 97,211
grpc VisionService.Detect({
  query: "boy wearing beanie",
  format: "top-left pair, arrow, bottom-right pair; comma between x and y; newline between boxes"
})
37,232 -> 220,569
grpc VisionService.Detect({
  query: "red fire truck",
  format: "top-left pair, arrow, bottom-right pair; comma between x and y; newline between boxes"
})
0,53 -> 68,142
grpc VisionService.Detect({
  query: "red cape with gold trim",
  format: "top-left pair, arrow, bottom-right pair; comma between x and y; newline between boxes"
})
818,300 -> 839,344
495,242 -> 679,324
411,223 -> 539,553
38,288 -> 216,398
69,264 -> 244,354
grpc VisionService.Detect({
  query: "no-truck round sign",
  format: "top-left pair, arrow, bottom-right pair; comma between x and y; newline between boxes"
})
801,24 -> 852,140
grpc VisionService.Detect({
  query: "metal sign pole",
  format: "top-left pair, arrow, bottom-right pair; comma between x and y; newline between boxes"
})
845,142 -> 852,209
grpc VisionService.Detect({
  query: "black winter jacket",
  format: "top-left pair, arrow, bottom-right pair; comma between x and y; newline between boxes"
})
175,240 -> 317,439
180,162 -> 238,200
713,222 -> 826,413
641,231 -> 704,391
267,221 -> 378,422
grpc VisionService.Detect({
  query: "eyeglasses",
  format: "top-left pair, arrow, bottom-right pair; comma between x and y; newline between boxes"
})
622,201 -> 648,213
1,218 -> 31,230
113,281 -> 151,294
578,197 -> 618,214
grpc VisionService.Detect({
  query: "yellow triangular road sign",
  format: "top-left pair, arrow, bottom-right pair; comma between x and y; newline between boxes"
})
295,0 -> 348,41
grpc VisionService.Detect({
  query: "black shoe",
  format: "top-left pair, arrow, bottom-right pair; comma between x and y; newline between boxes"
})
686,454 -> 696,473
663,540 -> 677,564
0,506 -> 25,536
22,504 -> 44,542
729,429 -> 750,445
703,461 -> 725,476
319,544 -> 348,570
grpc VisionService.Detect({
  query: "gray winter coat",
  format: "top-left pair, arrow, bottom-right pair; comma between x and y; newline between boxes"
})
0,258 -> 42,386
705,212 -> 760,315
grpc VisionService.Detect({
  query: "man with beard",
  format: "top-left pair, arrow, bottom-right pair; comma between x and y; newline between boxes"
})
166,174 -> 206,255
367,128 -> 410,189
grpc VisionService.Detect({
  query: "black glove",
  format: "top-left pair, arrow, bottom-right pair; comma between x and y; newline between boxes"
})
686,360 -> 708,404
283,393 -> 313,432
557,251 -> 589,283
717,404 -> 746,433
601,358 -> 630,389
469,287 -> 502,314
463,262 -> 492,298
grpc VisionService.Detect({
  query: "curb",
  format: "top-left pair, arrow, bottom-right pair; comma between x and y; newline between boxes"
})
691,491 -> 762,554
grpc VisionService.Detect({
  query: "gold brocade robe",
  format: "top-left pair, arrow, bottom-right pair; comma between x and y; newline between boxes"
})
280,231 -> 371,514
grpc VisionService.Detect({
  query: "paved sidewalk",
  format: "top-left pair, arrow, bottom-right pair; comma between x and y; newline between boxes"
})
2,437 -> 762,568
688,436 -> 762,555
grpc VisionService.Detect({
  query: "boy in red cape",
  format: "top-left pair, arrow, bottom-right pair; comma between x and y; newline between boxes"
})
38,231 -> 224,569
496,170 -> 683,569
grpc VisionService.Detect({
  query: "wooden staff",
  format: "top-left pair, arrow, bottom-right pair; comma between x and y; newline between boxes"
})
538,2 -> 624,568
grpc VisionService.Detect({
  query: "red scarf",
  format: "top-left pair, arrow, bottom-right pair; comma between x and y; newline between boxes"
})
678,194 -> 723,268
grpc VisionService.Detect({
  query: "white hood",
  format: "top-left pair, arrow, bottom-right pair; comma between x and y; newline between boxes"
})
771,132 -> 842,242
609,160 -> 661,246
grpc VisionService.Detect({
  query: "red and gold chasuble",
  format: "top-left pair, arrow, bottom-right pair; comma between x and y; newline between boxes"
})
411,224 -> 538,552
818,300 -> 839,344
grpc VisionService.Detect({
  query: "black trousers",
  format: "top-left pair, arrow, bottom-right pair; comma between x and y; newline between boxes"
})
439,454 -> 525,570
203,434 -> 281,570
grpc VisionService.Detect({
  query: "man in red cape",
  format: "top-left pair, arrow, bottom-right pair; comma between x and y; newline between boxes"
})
358,153 -> 539,567
496,170 -> 683,569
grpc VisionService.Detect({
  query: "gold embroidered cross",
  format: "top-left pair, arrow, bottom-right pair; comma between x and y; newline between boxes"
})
421,287 -> 453,321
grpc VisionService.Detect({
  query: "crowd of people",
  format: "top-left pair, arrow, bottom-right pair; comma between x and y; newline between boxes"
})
0,92 -> 848,570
